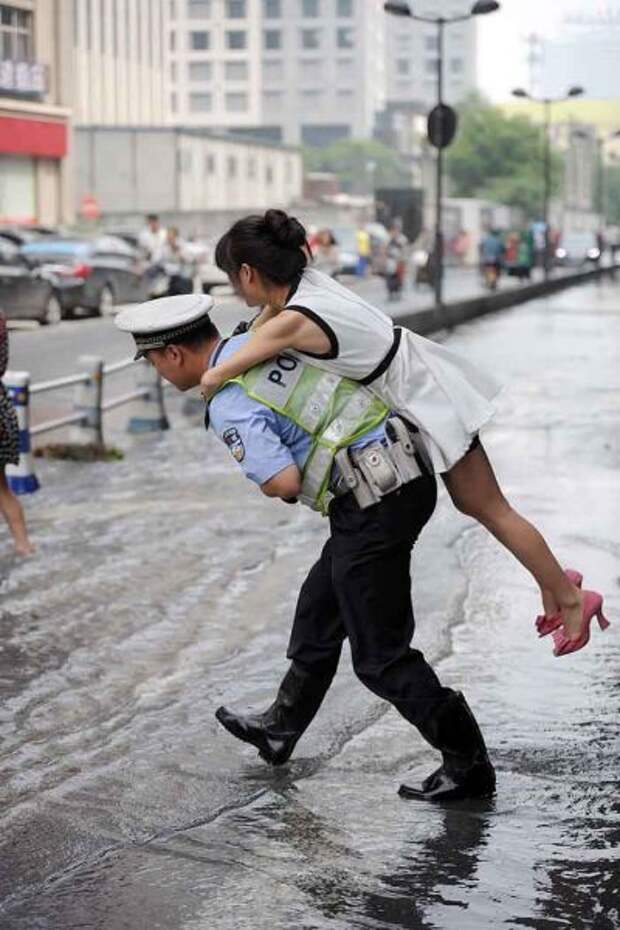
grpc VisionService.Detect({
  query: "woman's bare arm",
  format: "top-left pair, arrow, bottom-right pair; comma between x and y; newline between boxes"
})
201,310 -> 330,397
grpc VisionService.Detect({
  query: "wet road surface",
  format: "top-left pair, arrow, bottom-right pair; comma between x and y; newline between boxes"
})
1,280 -> 618,929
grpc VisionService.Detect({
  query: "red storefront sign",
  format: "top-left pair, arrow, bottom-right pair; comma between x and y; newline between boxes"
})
0,115 -> 67,158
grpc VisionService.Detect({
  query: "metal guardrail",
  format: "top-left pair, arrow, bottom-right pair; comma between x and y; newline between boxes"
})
3,356 -> 169,495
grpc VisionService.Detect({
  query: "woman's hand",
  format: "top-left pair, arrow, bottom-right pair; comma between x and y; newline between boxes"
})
200,368 -> 223,402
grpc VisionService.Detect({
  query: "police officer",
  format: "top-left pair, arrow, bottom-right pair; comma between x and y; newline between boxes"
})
115,294 -> 496,802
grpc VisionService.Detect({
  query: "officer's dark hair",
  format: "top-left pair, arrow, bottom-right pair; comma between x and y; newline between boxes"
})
215,209 -> 309,285
170,319 -> 219,350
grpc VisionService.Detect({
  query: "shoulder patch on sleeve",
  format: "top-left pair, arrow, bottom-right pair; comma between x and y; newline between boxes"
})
222,426 -> 245,462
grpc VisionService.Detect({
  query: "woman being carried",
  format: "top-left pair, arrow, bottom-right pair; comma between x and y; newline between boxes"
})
200,210 -> 607,658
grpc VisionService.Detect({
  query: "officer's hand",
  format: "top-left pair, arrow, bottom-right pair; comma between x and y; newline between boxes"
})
200,369 -> 221,402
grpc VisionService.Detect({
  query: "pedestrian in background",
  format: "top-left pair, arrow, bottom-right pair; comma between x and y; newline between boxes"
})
0,312 -> 34,556
355,222 -> 371,278
384,219 -> 409,301
161,226 -> 195,296
138,213 -> 167,263
312,228 -> 340,278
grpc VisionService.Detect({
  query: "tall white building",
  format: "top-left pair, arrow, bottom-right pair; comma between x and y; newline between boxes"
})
385,2 -> 477,110
168,0 -> 386,145
72,0 -> 169,126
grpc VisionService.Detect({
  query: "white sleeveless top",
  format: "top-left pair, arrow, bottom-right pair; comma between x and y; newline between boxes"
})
285,267 -> 502,472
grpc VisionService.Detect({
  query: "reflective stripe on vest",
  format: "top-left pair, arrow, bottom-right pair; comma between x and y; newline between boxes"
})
226,352 -> 388,514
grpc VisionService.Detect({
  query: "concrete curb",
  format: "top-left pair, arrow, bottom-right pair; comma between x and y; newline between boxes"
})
393,264 -> 619,336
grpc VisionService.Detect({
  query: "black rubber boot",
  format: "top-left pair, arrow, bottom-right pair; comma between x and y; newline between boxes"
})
399,691 -> 496,802
215,661 -> 335,765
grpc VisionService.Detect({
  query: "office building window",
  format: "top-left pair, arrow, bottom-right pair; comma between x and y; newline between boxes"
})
301,28 -> 320,49
187,0 -> 211,16
170,0 -> 176,17
227,156 -> 237,178
336,57 -> 353,80
225,60 -> 248,80
179,150 -> 192,172
336,89 -> 353,104
0,5 -> 33,60
170,61 -> 177,81
336,27 -> 353,48
450,57 -> 463,74
247,157 -> 257,179
300,89 -> 322,104
396,59 -> 409,75
226,30 -> 246,49
189,30 -> 210,50
189,91 -> 212,111
188,61 -> 212,80
205,153 -> 216,173
170,91 -> 177,113
263,58 -> 284,81
263,90 -> 283,111
425,57 -> 438,74
169,30 -> 176,51
301,0 -> 319,16
263,0 -> 281,16
226,92 -> 248,111
264,29 -> 281,49
425,34 -> 438,51
226,0 -> 246,16
265,164 -> 274,184
300,58 -> 322,81
337,0 -> 353,15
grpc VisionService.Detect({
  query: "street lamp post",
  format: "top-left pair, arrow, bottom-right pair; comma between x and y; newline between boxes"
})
512,85 -> 584,280
384,1 -> 500,314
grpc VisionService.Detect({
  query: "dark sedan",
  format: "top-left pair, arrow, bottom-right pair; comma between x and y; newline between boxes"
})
20,236 -> 151,316
0,235 -> 62,325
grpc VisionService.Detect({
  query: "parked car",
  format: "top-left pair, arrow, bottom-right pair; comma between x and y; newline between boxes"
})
0,234 -> 63,324
555,232 -> 601,268
20,236 -> 151,316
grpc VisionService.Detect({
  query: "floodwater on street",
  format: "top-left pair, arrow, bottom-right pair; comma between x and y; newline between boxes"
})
1,280 -> 618,930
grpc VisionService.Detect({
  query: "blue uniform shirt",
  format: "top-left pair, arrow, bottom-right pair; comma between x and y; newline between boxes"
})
207,334 -> 386,487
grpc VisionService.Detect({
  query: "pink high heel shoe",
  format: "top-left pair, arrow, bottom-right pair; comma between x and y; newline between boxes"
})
552,590 -> 610,657
535,569 -> 583,637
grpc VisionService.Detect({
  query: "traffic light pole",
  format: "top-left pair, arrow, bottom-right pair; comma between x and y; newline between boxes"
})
543,98 -> 551,280
434,18 -> 445,311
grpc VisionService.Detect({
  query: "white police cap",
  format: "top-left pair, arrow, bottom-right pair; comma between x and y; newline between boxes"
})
115,294 -> 215,360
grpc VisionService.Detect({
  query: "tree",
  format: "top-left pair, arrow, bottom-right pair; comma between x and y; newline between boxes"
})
303,138 -> 411,194
446,95 -> 564,219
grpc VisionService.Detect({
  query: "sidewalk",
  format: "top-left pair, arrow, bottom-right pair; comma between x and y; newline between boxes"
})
1,280 -> 618,929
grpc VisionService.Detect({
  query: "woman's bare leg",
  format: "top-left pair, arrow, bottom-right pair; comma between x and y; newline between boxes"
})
443,443 -> 584,639
0,468 -> 34,556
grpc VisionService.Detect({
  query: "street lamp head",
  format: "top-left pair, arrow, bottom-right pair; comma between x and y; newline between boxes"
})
512,88 -> 529,99
567,85 -> 584,97
471,1 -> 500,14
383,2 -> 411,16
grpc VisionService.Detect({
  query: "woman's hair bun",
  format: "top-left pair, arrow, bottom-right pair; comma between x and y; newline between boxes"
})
263,209 -> 307,250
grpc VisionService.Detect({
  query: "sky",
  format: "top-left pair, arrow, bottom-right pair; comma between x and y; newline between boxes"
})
476,0 -> 619,102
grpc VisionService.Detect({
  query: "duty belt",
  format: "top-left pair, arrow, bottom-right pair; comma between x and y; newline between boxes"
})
332,417 -> 430,510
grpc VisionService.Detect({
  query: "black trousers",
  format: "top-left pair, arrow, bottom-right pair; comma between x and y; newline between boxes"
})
286,476 -> 452,728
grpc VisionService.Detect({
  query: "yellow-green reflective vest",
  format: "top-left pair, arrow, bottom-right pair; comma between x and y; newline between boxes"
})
226,352 -> 388,515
